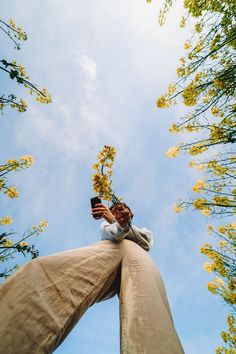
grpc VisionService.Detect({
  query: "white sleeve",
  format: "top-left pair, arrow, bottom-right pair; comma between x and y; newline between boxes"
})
100,221 -> 154,251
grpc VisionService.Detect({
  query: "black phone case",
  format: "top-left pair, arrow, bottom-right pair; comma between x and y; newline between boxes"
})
90,197 -> 101,209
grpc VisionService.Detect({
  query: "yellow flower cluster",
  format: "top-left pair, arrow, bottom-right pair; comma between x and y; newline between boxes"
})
188,144 -> 208,155
166,146 -> 180,158
208,161 -> 228,176
36,87 -> 52,104
210,126 -> 227,142
156,95 -> 171,108
193,198 -> 211,216
169,123 -> 182,134
0,216 -> 13,226
5,155 -> 35,171
180,16 -> 186,28
17,99 -> 27,113
20,155 -> 35,168
213,196 -> 230,206
213,79 -> 224,90
19,241 -> 28,248
173,203 -> 184,213
192,179 -> 207,193
184,40 -> 192,50
189,161 -> 205,170
9,18 -> 27,41
2,239 -> 14,247
208,281 -> 217,294
18,64 -> 28,78
4,186 -> 19,199
182,83 -> 198,106
92,146 -> 116,202
32,219 -> 49,236
203,262 -> 215,272
217,223 -> 236,241
211,106 -> 220,115
201,244 -> 227,277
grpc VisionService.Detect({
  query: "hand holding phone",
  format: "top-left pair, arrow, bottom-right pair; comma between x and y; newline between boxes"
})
90,197 -> 102,219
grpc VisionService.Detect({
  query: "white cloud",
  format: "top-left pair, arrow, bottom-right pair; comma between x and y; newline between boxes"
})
75,52 -> 97,81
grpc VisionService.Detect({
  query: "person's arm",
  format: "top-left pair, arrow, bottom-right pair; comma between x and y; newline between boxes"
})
124,224 -> 153,251
100,220 -> 130,241
100,221 -> 153,251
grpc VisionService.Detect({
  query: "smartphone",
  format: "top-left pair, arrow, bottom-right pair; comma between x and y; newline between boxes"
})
90,196 -> 102,219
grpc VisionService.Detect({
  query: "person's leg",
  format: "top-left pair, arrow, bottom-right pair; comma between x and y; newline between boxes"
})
119,240 -> 184,354
0,240 -> 122,354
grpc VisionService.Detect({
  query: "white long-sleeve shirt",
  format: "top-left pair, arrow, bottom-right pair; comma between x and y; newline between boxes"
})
100,220 -> 153,251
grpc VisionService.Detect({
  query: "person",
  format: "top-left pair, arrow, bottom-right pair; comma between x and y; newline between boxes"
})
0,202 -> 184,354
91,202 -> 153,251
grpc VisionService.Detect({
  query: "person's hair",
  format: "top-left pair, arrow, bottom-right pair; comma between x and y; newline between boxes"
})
109,203 -> 134,219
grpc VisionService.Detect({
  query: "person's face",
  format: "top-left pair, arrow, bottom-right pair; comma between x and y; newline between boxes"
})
111,205 -> 132,220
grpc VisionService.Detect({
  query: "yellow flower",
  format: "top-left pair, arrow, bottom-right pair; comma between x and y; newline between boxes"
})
20,155 -> 35,168
18,99 -> 27,113
32,219 -> 49,235
18,64 -> 27,77
5,186 -> 19,198
207,225 -> 214,233
7,159 -> 20,170
184,41 -> 192,50
9,18 -> 16,29
219,241 -> 227,248
201,208 -> 211,216
156,95 -> 171,108
169,123 -> 181,134
19,241 -> 29,248
218,226 -> 227,234
215,277 -> 225,287
211,106 -> 220,115
192,179 -> 207,193
2,239 -> 14,247
167,83 -> 177,95
203,262 -> 214,272
180,16 -> 186,28
188,144 -> 208,155
36,87 -> 52,104
0,216 -> 13,225
193,197 -> 206,209
208,281 -> 217,294
173,204 -> 184,213
213,196 -> 230,206
196,164 -> 205,171
229,223 -> 236,230
182,83 -> 198,106
166,146 -> 180,158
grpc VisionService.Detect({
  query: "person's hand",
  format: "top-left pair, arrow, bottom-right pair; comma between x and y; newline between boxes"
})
91,203 -> 115,224
111,205 -> 131,228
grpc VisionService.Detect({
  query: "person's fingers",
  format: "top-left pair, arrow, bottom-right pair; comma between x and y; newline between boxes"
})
91,207 -> 106,212
94,203 -> 106,208
92,211 -> 104,217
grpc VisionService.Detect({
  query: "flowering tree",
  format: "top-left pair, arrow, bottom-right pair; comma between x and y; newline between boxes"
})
0,18 -> 51,113
0,18 -> 50,280
147,0 -> 236,351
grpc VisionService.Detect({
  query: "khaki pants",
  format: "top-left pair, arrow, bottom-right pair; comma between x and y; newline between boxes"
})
0,240 -> 184,353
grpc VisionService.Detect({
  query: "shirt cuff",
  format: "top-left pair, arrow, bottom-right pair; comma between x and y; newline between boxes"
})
117,223 -> 130,233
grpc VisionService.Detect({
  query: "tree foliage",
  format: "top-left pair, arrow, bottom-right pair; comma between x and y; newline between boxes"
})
0,18 -> 50,280
0,18 -> 51,113
147,0 -> 236,351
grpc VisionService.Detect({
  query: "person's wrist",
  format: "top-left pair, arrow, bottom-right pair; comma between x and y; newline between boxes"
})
117,222 -> 129,232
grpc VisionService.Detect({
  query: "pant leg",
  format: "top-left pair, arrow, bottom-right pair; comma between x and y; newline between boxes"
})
0,240 -> 123,354
119,240 -> 184,354
0,239 -> 184,354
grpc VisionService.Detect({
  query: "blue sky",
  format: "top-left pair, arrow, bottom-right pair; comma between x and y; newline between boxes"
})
1,0 -> 230,353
